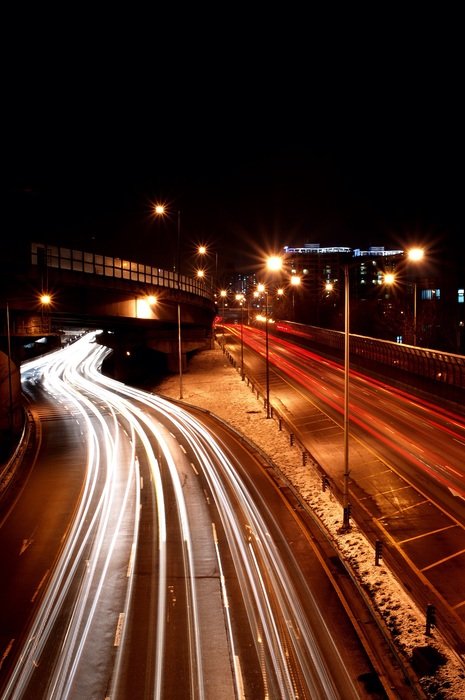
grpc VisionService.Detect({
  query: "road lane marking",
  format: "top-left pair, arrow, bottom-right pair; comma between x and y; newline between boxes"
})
20,538 -> 34,555
421,548 -> 465,572
397,523 -> 457,545
114,612 -> 125,646
31,569 -> 50,603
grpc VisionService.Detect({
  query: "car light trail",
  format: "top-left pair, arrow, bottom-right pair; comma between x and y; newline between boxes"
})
3,331 -> 365,700
91,352 -> 350,698
228,324 -> 465,502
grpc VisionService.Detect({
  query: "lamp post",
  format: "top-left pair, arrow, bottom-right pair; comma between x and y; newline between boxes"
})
325,267 -> 351,530
196,245 -> 208,288
265,291 -> 271,418
154,203 -> 183,399
407,247 -> 424,346
256,283 -> 271,417
342,263 -> 351,531
219,289 -> 227,348
290,274 -> 301,320
235,293 -> 245,380
40,293 -> 52,333
261,254 -> 283,419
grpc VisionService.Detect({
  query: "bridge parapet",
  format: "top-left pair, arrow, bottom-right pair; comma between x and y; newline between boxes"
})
31,242 -> 213,301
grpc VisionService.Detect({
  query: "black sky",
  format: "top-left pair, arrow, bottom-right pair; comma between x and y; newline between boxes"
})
4,9 -> 464,274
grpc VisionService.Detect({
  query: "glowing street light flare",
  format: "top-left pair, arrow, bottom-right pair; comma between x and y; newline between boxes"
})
266,255 -> 283,272
407,247 -> 424,262
383,273 -> 396,286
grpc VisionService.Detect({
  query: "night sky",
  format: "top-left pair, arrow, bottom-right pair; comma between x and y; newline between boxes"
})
4,10 -> 463,277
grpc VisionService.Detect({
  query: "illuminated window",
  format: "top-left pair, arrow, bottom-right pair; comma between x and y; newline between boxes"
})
421,289 -> 440,300
459,289 -> 464,304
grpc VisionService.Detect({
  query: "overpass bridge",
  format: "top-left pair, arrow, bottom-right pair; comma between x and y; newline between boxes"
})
2,241 -> 216,354
0,242 -> 217,439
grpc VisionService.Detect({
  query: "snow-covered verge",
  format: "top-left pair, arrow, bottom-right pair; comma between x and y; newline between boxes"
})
153,346 -> 465,699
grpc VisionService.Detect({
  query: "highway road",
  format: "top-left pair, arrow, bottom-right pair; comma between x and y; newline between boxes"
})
0,332 -> 403,699
223,323 -> 465,652
232,325 -> 465,514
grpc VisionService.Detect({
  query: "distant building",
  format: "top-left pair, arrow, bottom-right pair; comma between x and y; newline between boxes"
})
220,243 -> 464,353
281,243 -> 463,353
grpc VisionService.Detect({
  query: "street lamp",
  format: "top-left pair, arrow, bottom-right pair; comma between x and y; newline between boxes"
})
291,274 -> 301,320
154,203 -> 183,399
197,243 -> 218,293
196,245 -> 207,286
327,267 -> 351,531
219,289 -> 227,348
39,293 -> 52,334
342,263 -> 350,531
407,247 -> 425,346
255,283 -> 272,418
235,293 -> 245,379
262,254 -> 283,419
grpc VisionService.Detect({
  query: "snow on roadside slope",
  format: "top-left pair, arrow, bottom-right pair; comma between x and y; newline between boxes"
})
154,346 -> 465,699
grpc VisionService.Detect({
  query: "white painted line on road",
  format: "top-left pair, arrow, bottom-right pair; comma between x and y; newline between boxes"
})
179,444 -> 187,454
20,538 -> 34,555
448,487 -> 465,501
233,655 -> 246,700
31,569 -> 49,603
114,612 -> 125,646
127,543 -> 136,577
190,461 -> 199,475
397,523 -> 456,545
421,547 -> 465,572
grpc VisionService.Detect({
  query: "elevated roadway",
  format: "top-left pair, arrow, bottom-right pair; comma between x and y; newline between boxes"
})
0,242 -> 217,440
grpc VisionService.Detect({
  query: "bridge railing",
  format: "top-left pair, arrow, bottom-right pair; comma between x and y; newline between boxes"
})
31,243 -> 213,300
